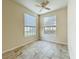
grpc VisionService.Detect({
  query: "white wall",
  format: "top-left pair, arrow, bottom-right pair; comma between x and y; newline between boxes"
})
68,0 -> 76,59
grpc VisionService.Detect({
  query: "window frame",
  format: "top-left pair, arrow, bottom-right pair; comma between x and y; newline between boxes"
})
24,13 -> 37,37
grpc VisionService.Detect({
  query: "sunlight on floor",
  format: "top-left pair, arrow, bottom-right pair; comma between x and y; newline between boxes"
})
41,33 -> 56,42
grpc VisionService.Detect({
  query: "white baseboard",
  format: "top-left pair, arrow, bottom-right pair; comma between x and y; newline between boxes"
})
52,41 -> 67,45
41,40 -> 67,45
2,39 -> 38,54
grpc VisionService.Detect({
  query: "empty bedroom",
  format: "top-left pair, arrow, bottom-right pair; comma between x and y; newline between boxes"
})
2,0 -> 76,59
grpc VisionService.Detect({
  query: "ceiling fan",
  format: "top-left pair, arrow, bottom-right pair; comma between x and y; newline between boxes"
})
35,0 -> 51,12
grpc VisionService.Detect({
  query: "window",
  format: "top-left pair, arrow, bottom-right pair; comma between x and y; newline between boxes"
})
43,16 -> 56,34
24,14 -> 36,37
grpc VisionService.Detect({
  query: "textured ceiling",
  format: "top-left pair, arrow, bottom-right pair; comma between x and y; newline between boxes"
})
15,0 -> 67,14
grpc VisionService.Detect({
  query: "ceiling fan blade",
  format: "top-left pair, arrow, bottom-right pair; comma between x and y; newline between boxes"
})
45,7 -> 50,10
35,4 -> 41,7
45,0 -> 49,5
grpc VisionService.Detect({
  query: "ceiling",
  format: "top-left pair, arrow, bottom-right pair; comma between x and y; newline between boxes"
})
14,0 -> 67,14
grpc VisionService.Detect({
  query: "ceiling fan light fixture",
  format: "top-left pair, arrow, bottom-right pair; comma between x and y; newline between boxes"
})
35,0 -> 51,12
